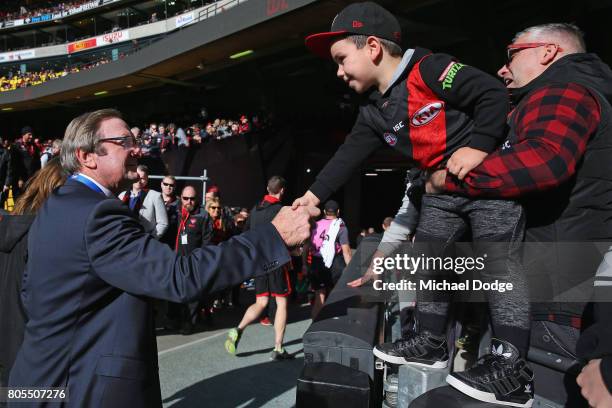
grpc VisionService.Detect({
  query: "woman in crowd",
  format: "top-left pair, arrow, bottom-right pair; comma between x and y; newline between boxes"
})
205,197 -> 239,307
0,158 -> 66,387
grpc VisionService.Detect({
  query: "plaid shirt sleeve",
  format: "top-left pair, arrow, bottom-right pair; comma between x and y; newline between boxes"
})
445,83 -> 601,198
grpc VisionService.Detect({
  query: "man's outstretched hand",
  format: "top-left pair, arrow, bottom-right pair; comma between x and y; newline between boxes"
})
272,205 -> 320,247
347,250 -> 385,288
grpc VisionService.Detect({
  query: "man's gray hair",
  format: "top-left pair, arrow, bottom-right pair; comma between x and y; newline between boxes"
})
513,23 -> 586,53
61,109 -> 123,174
137,164 -> 149,174
345,34 -> 403,57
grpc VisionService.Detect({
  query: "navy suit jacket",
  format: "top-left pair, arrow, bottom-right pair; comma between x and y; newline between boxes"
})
9,179 -> 289,407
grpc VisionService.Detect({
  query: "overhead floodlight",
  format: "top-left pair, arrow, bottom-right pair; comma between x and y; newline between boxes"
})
94,91 -> 108,96
230,50 -> 254,60
2,107 -> 13,111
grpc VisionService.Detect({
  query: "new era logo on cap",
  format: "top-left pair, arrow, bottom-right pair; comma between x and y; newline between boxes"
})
305,2 -> 402,58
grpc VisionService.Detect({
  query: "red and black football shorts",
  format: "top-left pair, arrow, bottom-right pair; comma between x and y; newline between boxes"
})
255,263 -> 292,298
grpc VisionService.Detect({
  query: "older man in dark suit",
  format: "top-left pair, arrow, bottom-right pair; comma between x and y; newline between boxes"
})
8,109 -> 317,408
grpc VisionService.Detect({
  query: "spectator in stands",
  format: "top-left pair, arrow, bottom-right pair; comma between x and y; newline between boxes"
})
225,175 -> 294,360
239,115 -> 251,134
0,158 -> 66,388
174,185 -> 212,334
9,126 -> 41,199
305,200 -> 352,318
40,139 -> 61,168
216,120 -> 232,139
167,123 -> 188,148
230,122 -> 240,137
119,164 -> 168,240
160,175 -> 179,249
131,126 -> 141,139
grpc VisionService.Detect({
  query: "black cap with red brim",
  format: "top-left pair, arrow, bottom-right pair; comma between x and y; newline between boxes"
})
305,2 -> 401,59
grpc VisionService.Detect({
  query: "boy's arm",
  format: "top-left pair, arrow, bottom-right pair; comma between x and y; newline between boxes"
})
307,111 -> 384,204
377,169 -> 421,256
420,54 -> 509,153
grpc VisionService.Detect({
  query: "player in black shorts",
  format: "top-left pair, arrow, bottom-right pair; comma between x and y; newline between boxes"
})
225,176 -> 294,360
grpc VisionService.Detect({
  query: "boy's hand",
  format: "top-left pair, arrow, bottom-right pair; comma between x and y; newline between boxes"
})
292,190 -> 320,210
577,359 -> 612,408
425,169 -> 447,194
447,147 -> 488,180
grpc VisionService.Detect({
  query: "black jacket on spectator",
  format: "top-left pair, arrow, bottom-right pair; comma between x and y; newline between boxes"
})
246,195 -> 282,230
0,214 -> 34,387
176,207 -> 211,255
10,140 -> 40,185
161,199 -> 179,249
0,145 -> 10,188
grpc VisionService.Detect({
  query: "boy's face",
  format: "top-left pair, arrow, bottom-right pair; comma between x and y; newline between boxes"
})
330,38 -> 376,94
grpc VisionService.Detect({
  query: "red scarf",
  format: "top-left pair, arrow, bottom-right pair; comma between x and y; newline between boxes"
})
263,195 -> 280,204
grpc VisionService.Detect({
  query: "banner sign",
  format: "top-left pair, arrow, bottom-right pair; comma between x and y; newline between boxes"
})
175,12 -> 195,28
98,29 -> 129,45
0,49 -> 36,62
67,38 -> 97,53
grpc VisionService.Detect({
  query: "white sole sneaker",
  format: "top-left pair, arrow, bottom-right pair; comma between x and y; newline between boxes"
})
446,374 -> 533,408
373,347 -> 449,368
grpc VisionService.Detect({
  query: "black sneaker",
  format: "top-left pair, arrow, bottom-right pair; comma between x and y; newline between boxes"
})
373,331 -> 449,368
446,338 -> 534,408
270,348 -> 294,361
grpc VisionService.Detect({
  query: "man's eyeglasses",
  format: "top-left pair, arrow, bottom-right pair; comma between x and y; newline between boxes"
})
181,196 -> 196,201
162,182 -> 175,188
98,135 -> 137,149
506,42 -> 562,64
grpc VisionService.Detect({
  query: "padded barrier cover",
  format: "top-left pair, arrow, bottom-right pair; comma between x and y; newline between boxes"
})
296,362 -> 372,408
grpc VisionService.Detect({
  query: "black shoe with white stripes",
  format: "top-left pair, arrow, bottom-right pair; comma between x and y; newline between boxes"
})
373,331 -> 449,368
446,338 -> 534,407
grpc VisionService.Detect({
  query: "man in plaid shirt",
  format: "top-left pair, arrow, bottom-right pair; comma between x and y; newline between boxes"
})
426,23 -> 612,407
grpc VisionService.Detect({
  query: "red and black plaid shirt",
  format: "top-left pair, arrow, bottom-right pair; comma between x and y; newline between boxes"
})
445,83 -> 601,197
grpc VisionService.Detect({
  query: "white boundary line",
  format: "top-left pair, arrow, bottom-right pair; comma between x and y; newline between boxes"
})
158,330 -> 227,356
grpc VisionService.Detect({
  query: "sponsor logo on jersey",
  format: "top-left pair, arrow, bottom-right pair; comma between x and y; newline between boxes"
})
438,62 -> 465,90
411,102 -> 444,127
384,133 -> 398,146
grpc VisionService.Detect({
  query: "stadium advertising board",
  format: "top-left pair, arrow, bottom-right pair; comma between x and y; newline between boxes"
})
0,49 -> 36,63
176,12 -> 195,28
67,38 -> 97,53
99,29 -> 129,45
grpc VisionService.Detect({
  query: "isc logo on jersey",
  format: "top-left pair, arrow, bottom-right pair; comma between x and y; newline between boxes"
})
411,102 -> 444,127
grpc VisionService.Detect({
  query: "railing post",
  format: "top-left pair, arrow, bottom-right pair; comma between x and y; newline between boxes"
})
201,169 -> 208,205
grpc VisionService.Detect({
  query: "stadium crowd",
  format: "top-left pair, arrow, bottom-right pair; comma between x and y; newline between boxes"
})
0,1 -> 94,23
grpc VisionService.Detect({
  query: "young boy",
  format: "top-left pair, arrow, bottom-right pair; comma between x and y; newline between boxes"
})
295,2 -> 533,406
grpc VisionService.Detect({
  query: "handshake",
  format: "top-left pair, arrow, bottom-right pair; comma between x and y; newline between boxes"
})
271,190 -> 321,247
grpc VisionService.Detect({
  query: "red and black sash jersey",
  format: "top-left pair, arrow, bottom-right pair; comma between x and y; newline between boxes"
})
310,47 -> 509,202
